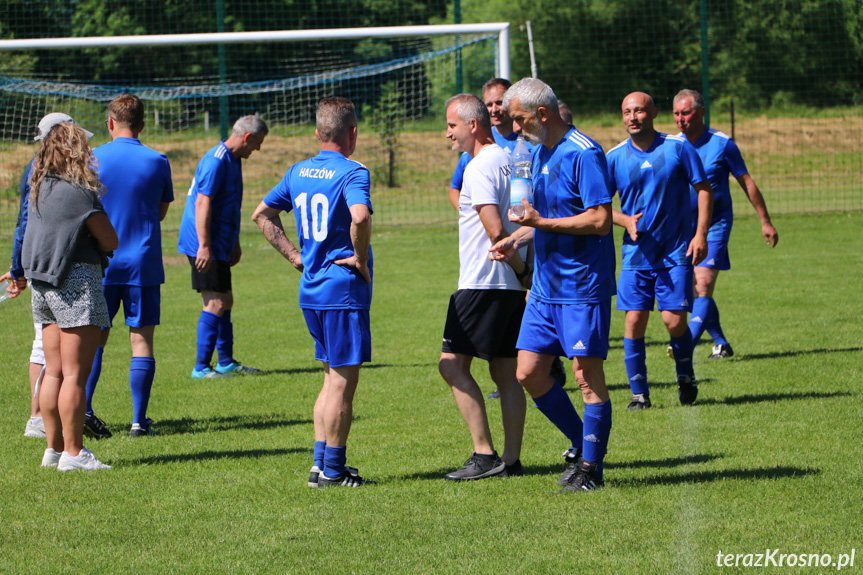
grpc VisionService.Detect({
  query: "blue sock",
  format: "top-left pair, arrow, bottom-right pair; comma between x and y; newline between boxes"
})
85,345 -> 104,416
130,356 -> 156,425
216,309 -> 234,367
313,441 -> 326,470
533,382 -> 582,448
705,298 -> 729,346
582,401 -> 612,482
623,337 -> 648,396
323,445 -> 347,478
670,330 -> 694,377
195,311 -> 221,371
689,297 -> 710,345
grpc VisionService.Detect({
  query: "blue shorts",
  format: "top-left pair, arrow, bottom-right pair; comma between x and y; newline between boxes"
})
616,266 -> 694,312
696,240 -> 731,270
302,308 -> 371,368
103,284 -> 161,328
517,299 -> 611,359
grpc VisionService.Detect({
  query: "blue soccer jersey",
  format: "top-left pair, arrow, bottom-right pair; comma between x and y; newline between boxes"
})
685,128 -> 748,242
95,137 -> 173,286
606,133 -> 708,270
178,142 -> 243,262
530,127 -> 616,304
450,127 -> 532,191
263,150 -> 373,310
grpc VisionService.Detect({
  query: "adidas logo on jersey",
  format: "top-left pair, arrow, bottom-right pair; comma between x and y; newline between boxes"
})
583,434 -> 600,443
641,160 -> 652,169
572,340 -> 586,351
541,165 -> 549,175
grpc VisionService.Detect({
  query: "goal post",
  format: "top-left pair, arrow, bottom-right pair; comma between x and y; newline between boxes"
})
0,24 -> 509,234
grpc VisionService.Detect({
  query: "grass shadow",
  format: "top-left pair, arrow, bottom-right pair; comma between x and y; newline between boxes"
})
696,390 -> 853,406
124,447 -> 310,466
521,454 -> 721,478
154,414 -> 312,435
736,347 -> 863,361
614,465 -> 820,488
605,378 -> 714,392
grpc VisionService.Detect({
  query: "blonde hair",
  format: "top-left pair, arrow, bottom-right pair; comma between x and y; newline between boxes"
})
30,122 -> 103,207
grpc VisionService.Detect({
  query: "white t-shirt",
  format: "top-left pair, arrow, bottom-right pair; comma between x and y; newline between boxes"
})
457,144 -> 524,291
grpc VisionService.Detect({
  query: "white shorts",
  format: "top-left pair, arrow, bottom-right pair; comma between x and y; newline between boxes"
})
30,322 -> 44,365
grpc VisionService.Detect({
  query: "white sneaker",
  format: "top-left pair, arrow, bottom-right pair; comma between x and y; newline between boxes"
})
57,447 -> 111,471
25,417 -> 46,438
41,448 -> 61,468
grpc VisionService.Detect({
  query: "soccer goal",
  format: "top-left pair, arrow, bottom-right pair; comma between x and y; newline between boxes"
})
0,24 -> 509,233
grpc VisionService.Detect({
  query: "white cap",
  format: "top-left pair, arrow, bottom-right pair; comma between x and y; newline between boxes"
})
35,113 -> 94,141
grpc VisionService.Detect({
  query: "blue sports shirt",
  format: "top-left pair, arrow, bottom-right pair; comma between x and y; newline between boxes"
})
178,142 -> 243,262
606,133 -> 708,270
685,128 -> 748,242
530,127 -> 616,304
263,150 -> 373,311
95,137 -> 173,286
9,158 -> 34,280
450,127 -> 533,190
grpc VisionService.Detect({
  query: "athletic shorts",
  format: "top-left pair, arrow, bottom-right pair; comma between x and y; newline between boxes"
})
30,263 -> 110,329
517,298 -> 611,359
441,289 -> 525,360
188,256 -> 232,293
30,322 -> 44,365
696,240 -> 731,270
103,284 -> 161,328
616,266 -> 694,312
302,308 -> 371,368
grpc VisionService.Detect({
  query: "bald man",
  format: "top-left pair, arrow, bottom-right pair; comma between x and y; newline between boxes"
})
606,92 -> 713,408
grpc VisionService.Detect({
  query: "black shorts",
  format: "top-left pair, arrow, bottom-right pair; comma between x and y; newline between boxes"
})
188,256 -> 232,293
442,289 -> 526,360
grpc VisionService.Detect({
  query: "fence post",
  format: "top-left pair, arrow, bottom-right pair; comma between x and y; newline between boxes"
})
700,0 -> 711,127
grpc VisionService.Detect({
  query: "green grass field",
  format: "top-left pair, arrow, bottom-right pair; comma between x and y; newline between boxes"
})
1,212 -> 861,574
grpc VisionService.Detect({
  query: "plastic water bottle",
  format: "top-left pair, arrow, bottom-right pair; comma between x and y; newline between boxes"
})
0,280 -> 12,303
510,135 -> 533,217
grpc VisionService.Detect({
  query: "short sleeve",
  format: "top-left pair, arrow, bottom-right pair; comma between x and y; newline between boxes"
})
723,139 -> 748,178
160,157 -> 174,203
577,148 -> 614,209
680,142 -> 708,186
450,153 -> 470,190
343,166 -> 372,212
194,155 -> 226,198
263,170 -> 296,213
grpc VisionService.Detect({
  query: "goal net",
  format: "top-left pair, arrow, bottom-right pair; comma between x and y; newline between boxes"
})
0,25 -> 507,236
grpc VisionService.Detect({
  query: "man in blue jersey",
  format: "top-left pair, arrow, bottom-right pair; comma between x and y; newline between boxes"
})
439,93 -> 529,481
84,94 -> 174,438
252,97 -> 374,488
490,78 -> 616,493
178,115 -> 268,379
606,92 -> 713,409
2,113 -> 94,439
450,78 -> 566,397
673,89 -> 779,359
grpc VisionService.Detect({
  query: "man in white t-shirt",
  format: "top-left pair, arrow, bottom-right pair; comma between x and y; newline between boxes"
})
439,93 -> 531,481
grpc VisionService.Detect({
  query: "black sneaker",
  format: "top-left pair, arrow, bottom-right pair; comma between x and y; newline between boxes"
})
84,413 -> 113,439
504,459 -> 523,477
318,468 -> 376,488
550,356 -> 567,388
627,393 -> 652,410
708,344 -> 734,359
487,389 -> 501,400
308,465 -> 321,488
677,373 -> 698,405
130,423 -> 156,437
557,447 -> 583,486
558,457 -> 604,493
444,452 -> 505,481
